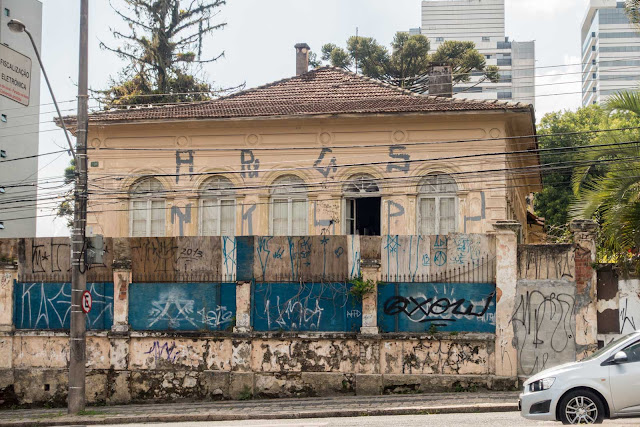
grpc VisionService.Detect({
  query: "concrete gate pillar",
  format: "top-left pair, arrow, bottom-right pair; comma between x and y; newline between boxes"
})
0,265 -> 16,375
234,281 -> 252,333
109,263 -> 132,404
360,259 -> 381,335
570,219 -> 599,359
112,265 -> 132,333
492,220 -> 521,378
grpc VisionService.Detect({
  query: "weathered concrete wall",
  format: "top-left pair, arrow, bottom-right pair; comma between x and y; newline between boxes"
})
0,332 -> 502,406
252,282 -> 362,332
619,278 -> 640,335
377,282 -> 496,333
380,234 -> 496,282
10,230 -> 613,406
13,282 -> 114,330
514,228 -> 599,376
511,280 -> 576,376
128,282 -> 236,331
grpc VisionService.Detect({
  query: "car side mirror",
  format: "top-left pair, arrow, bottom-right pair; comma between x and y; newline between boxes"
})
613,351 -> 628,364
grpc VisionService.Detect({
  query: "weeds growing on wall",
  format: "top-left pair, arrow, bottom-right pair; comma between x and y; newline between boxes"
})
348,277 -> 376,301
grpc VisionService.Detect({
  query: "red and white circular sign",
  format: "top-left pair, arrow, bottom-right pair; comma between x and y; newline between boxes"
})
81,290 -> 92,314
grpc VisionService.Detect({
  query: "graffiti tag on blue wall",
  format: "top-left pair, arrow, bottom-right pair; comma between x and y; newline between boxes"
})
14,282 -> 113,330
377,282 -> 496,333
253,282 -> 362,332
129,282 -> 236,331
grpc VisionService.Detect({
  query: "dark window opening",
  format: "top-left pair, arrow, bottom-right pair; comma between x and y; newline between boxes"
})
346,197 -> 380,236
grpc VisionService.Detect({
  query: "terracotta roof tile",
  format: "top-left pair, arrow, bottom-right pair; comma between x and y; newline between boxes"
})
84,67 -> 532,123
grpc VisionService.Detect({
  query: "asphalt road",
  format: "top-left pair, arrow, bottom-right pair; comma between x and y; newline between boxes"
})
102,412 -> 640,427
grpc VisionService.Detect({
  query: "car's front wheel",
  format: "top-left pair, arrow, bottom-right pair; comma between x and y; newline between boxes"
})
558,389 -> 605,424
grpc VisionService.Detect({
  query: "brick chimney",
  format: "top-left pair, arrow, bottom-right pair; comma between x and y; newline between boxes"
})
428,63 -> 453,98
295,43 -> 311,76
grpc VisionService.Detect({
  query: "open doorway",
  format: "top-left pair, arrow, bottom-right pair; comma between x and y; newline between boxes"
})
345,197 -> 381,236
343,173 -> 382,236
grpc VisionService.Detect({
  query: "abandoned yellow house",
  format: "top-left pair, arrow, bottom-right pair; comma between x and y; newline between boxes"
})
67,48 -> 540,242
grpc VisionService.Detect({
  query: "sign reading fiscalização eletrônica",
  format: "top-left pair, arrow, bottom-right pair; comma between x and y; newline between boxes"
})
0,44 -> 32,106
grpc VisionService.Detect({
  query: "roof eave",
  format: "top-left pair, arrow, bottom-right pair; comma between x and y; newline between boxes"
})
79,108 -> 535,128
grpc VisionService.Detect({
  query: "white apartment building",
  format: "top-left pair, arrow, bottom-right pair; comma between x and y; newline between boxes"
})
0,0 -> 42,237
582,0 -> 640,106
420,0 -> 535,106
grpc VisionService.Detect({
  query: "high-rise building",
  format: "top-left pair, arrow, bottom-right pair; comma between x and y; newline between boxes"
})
581,0 -> 640,106
419,0 -> 535,106
0,0 -> 42,237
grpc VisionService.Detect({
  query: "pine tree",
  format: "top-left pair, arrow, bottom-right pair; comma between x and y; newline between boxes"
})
98,0 -> 231,107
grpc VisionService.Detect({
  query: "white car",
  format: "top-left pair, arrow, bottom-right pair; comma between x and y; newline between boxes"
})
519,330 -> 640,424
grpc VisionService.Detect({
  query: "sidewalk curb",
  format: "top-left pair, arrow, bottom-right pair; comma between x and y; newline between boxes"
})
0,403 -> 519,426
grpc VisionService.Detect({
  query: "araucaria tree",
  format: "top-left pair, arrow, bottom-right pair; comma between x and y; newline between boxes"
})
98,0 -> 229,107
318,33 -> 499,93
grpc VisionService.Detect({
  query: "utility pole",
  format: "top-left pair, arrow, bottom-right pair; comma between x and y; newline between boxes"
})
68,0 -> 89,415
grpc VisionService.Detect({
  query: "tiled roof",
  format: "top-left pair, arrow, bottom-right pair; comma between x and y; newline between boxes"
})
82,67 -> 532,124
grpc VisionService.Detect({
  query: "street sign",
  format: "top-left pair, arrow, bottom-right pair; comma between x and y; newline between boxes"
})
81,290 -> 92,314
0,44 -> 32,106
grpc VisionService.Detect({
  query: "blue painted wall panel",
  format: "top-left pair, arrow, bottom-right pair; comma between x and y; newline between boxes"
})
236,236 -> 254,282
129,283 -> 236,331
13,282 -> 114,330
377,282 -> 496,333
253,282 -> 362,332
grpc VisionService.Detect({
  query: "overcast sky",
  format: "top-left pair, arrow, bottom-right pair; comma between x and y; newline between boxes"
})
32,0 -> 591,236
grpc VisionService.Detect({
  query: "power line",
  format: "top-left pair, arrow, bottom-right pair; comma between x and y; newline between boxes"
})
88,125 -> 640,156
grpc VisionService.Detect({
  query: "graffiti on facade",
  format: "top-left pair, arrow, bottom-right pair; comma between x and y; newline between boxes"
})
13,282 -> 113,330
129,282 -> 236,331
511,284 -> 576,376
241,204 -> 256,235
386,145 -> 410,174
171,204 -> 192,236
518,245 -> 575,280
386,201 -> 405,235
131,237 -> 231,281
252,236 -> 349,282
382,235 -> 493,282
313,201 -> 339,235
240,149 -> 260,178
313,148 -> 338,178
252,282 -> 362,332
377,282 -> 496,333
21,237 -> 112,281
175,150 -> 194,184
144,340 -> 181,363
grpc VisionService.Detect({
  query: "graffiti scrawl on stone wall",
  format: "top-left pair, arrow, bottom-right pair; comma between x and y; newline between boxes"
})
249,236 -> 349,282
13,282 -> 113,330
382,235 -> 494,282
129,282 -> 236,331
511,281 -> 576,376
619,279 -> 640,335
252,282 -> 362,332
378,282 -> 496,333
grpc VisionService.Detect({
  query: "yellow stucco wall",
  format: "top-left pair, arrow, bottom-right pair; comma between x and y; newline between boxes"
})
85,112 -> 538,241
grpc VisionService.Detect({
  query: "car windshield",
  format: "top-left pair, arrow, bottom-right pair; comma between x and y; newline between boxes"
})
581,332 -> 640,362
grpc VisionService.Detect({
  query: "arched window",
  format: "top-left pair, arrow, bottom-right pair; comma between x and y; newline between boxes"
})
418,173 -> 458,235
342,173 -> 380,194
270,175 -> 307,236
343,174 -> 381,236
200,176 -> 235,236
130,177 -> 165,237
